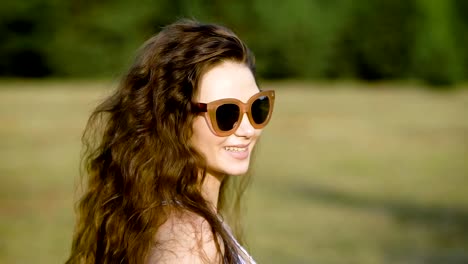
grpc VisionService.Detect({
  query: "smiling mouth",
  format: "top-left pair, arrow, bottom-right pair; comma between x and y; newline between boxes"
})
224,146 -> 248,152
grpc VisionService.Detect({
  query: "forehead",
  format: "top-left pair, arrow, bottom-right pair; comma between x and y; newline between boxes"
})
196,61 -> 259,103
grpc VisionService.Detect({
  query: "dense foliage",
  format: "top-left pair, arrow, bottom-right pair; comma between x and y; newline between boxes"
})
1,0 -> 467,85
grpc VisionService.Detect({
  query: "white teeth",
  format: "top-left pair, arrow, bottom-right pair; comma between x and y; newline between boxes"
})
224,146 -> 247,152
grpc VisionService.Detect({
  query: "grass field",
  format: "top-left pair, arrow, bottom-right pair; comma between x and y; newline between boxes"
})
0,80 -> 467,264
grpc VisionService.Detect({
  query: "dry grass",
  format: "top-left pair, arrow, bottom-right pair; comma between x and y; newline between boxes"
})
0,80 -> 467,263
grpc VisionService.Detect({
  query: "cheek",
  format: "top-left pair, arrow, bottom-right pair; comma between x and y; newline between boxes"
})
191,117 -> 208,148
191,117 -> 224,155
251,129 -> 263,144
254,129 -> 263,138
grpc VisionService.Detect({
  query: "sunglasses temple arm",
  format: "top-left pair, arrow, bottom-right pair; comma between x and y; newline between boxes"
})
192,102 -> 208,113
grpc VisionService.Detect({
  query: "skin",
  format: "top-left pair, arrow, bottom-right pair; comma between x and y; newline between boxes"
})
149,60 -> 261,263
191,60 -> 262,210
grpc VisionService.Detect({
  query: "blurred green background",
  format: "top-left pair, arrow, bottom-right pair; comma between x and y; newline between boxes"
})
1,0 -> 468,263
2,0 -> 468,84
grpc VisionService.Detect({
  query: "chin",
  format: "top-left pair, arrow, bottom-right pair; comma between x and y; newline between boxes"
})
209,163 -> 250,176
221,162 -> 250,176
223,159 -> 250,176
226,168 -> 249,176
207,157 -> 252,176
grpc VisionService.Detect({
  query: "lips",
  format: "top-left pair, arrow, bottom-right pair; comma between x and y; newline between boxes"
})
224,144 -> 250,160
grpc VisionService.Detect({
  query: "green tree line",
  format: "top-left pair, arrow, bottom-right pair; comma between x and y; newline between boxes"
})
1,0 -> 467,85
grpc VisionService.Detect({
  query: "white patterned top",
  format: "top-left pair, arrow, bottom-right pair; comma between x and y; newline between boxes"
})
222,221 -> 256,264
161,200 -> 256,263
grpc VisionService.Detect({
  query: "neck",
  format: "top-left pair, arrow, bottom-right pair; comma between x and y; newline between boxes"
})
201,170 -> 225,212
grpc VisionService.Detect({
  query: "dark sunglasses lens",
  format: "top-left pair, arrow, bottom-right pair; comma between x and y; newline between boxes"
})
216,104 -> 240,131
251,96 -> 270,125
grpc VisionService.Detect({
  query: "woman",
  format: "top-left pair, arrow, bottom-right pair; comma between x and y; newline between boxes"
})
66,19 -> 275,264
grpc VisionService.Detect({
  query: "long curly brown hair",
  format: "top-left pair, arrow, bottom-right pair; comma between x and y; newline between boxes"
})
66,19 -> 256,264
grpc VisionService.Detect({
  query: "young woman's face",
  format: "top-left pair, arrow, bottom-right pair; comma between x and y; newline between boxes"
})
191,60 -> 262,176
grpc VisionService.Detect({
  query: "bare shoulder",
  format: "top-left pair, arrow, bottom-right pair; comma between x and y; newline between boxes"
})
147,211 -> 222,264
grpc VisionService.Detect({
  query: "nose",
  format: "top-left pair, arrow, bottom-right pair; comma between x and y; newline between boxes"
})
234,113 -> 255,138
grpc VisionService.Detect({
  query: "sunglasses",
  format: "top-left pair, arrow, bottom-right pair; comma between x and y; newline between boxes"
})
192,90 -> 275,136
